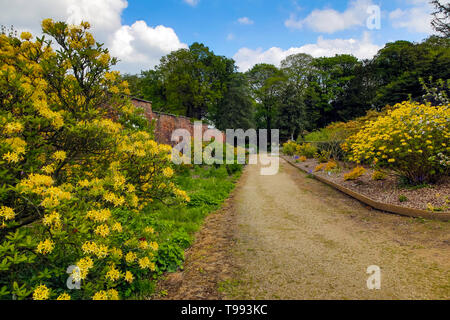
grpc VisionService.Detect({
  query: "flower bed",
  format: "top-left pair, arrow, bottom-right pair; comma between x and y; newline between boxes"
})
283,155 -> 450,217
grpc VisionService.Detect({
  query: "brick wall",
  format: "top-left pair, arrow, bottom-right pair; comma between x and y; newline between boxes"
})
130,97 -> 211,145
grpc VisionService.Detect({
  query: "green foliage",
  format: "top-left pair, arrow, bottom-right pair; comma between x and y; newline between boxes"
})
297,143 -> 318,159
314,150 -> 332,163
281,141 -> 298,156
211,73 -> 255,131
0,20 -> 188,300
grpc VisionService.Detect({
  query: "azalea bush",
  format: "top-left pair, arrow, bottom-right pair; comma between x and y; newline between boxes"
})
0,20 -> 188,300
281,140 -> 298,156
343,101 -> 449,184
297,143 -> 317,159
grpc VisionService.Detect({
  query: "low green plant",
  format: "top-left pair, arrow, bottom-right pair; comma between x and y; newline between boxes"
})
282,141 -> 298,156
297,143 -> 317,158
314,150 -> 331,163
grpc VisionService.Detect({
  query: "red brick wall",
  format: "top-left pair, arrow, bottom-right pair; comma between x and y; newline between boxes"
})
130,98 -> 211,146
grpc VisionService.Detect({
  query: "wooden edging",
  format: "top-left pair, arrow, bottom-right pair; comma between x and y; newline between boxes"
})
281,155 -> 450,222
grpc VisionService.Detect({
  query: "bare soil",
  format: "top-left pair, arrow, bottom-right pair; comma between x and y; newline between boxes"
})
156,156 -> 450,300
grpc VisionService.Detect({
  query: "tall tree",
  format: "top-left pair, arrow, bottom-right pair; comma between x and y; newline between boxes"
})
310,54 -> 361,126
431,0 -> 450,37
246,64 -> 285,132
157,42 -> 235,119
211,73 -> 255,131
279,53 -> 315,139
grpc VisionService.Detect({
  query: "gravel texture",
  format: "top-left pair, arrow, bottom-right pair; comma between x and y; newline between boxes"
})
156,156 -> 450,300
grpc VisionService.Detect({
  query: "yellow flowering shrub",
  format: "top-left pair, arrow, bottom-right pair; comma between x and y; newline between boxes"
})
282,140 -> 298,156
314,163 -> 326,172
372,170 -> 387,181
324,160 -> 337,172
343,101 -> 449,184
0,21 -> 186,300
343,166 -> 366,181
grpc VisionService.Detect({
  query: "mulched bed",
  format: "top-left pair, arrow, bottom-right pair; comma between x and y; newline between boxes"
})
289,157 -> 449,212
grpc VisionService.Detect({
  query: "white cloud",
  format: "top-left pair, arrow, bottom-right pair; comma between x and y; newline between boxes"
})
183,0 -> 199,6
0,0 -> 187,74
0,0 -> 127,38
285,0 -> 374,33
110,21 -> 188,73
237,17 -> 254,25
226,33 -> 235,41
233,32 -> 381,72
389,2 -> 434,34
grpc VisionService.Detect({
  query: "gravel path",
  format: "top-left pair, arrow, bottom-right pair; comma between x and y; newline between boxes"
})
157,156 -> 450,300
227,156 -> 449,300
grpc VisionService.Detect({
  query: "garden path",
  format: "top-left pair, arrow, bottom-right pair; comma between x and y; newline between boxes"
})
157,156 -> 450,299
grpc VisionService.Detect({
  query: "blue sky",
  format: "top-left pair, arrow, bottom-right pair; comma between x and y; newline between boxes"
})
0,0 -> 440,73
123,0 -> 433,60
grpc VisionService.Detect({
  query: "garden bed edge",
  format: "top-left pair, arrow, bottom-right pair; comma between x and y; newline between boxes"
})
281,155 -> 450,222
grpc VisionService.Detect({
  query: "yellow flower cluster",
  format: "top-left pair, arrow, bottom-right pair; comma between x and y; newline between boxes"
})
324,161 -> 337,172
344,166 -> 366,181
2,137 -> 27,163
42,211 -> 62,230
103,191 -> 125,207
92,289 -> 119,300
162,167 -> 174,178
105,265 -> 121,282
52,151 -> 67,161
314,163 -> 326,172
86,208 -> 111,222
125,251 -> 137,263
82,241 -> 108,259
3,122 -> 23,134
124,271 -> 134,283
173,188 -> 190,202
76,257 -> 94,280
94,224 -> 110,238
138,256 -> 156,270
344,101 -> 449,183
0,206 -> 15,222
36,239 -> 55,255
57,293 -> 71,300
33,285 -> 50,300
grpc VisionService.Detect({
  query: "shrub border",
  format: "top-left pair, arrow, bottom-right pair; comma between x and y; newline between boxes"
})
281,155 -> 450,222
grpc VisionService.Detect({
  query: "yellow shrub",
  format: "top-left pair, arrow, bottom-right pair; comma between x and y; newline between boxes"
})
344,101 -> 449,184
282,140 -> 298,156
344,166 -> 366,180
372,170 -> 387,181
324,160 -> 337,172
0,21 -> 186,300
314,163 -> 326,172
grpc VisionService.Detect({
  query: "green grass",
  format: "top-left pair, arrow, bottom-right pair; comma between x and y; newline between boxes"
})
132,164 -> 242,298
151,165 -> 241,236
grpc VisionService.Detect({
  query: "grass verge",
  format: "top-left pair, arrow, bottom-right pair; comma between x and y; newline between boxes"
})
129,164 -> 242,299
